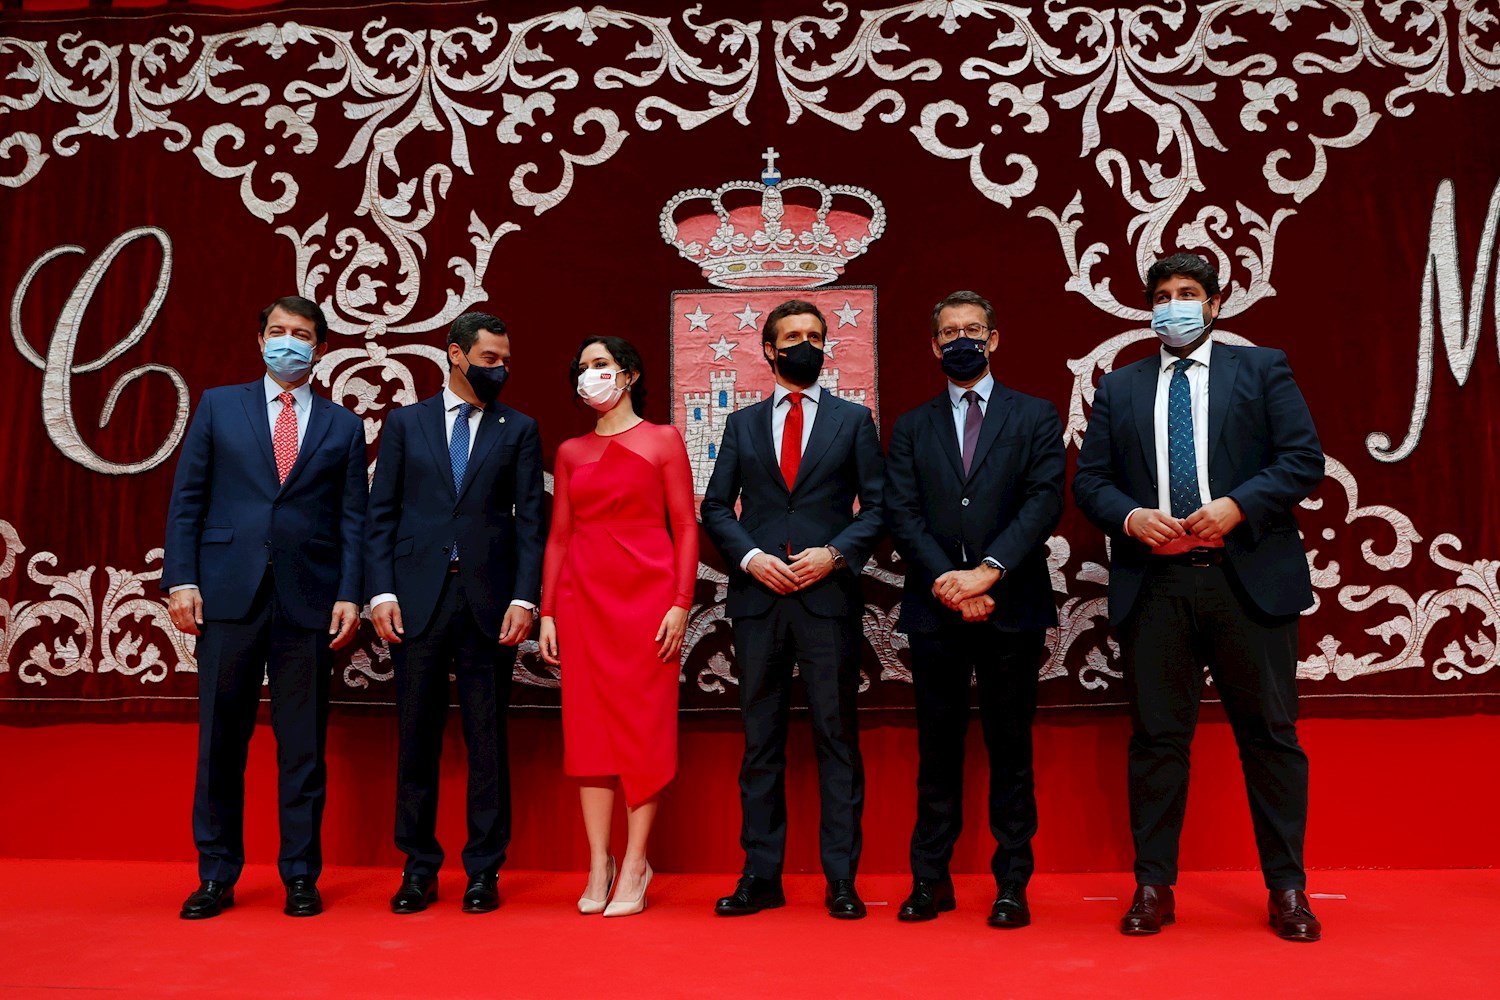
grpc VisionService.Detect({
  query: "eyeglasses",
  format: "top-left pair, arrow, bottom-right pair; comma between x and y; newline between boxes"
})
937,323 -> 990,340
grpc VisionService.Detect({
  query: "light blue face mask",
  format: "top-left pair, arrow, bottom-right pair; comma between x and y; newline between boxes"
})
1151,299 -> 1210,348
263,335 -> 316,381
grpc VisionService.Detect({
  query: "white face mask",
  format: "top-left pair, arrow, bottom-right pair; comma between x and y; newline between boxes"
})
577,367 -> 627,411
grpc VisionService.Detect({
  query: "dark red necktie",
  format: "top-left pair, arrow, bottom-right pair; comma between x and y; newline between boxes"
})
780,391 -> 804,490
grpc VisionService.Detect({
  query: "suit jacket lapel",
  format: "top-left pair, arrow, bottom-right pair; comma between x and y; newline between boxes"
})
790,393 -> 846,495
420,395 -> 458,501
1206,343 -> 1239,461
240,382 -> 279,486
458,404 -> 508,502
1131,358 -> 1158,472
927,394 -> 965,483
964,383 -> 1014,483
278,394 -> 334,494
748,398 -> 786,494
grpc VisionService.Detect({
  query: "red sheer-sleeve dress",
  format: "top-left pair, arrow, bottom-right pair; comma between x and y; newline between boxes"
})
540,421 -> 699,805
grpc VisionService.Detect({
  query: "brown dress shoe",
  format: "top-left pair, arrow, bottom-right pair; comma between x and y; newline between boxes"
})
1268,889 -> 1322,942
1120,884 -> 1175,935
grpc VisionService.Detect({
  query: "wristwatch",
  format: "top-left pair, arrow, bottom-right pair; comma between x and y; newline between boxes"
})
826,545 -> 848,571
980,556 -> 1005,580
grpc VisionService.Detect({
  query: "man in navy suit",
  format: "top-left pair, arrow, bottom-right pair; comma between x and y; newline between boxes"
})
1073,253 -> 1326,941
365,311 -> 544,915
164,295 -> 366,919
885,290 -> 1065,927
702,299 -> 885,920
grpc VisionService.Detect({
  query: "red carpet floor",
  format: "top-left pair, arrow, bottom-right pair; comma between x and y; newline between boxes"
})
0,862 -> 1495,999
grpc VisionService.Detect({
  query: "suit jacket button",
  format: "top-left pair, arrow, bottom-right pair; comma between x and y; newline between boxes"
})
453,511 -> 460,518
961,498 -> 970,507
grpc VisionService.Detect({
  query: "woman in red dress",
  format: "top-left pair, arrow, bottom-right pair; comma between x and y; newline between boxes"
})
539,336 -> 698,917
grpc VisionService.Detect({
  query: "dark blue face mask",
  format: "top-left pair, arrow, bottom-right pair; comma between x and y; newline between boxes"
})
462,358 -> 509,404
939,337 -> 989,381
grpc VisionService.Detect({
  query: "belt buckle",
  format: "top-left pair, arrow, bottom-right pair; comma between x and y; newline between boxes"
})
1187,547 -> 1215,568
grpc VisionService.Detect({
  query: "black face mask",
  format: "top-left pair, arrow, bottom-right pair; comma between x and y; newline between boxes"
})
774,340 -> 825,386
462,359 -> 509,405
940,337 -> 989,382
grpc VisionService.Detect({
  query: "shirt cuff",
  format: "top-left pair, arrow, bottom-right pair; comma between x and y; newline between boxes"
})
509,599 -> 536,611
1124,507 -> 1144,538
168,584 -> 198,594
739,547 -> 763,572
370,594 -> 398,609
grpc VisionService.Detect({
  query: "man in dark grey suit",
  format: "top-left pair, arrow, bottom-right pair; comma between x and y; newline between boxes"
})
701,299 -> 885,920
885,290 -> 1065,927
1074,252 -> 1325,941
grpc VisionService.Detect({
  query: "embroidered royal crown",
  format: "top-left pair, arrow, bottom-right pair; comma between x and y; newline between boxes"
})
660,148 -> 886,289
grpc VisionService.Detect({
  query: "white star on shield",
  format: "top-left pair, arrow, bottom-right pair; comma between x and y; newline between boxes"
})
732,303 -> 762,330
708,334 -> 738,360
834,300 -> 862,328
684,303 -> 712,331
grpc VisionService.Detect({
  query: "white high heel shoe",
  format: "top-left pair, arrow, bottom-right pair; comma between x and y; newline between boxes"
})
603,863 -> 652,918
577,857 -> 616,915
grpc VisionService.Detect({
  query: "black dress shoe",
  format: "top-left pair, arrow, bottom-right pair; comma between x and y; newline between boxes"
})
898,877 -> 956,921
987,881 -> 1030,928
390,873 -> 438,914
825,879 -> 867,920
1120,883 -> 1175,935
463,873 -> 500,913
283,876 -> 323,917
1268,889 -> 1322,942
180,880 -> 235,920
714,875 -> 786,916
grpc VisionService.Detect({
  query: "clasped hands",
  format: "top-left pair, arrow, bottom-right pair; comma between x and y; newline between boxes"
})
746,547 -> 837,595
1126,497 -> 1245,546
932,564 -> 1002,622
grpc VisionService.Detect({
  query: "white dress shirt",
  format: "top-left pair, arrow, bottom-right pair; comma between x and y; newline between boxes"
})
441,385 -> 483,461
372,388 -> 533,612
1125,336 -> 1216,539
947,371 -> 993,450
264,373 -> 313,447
740,382 -> 823,571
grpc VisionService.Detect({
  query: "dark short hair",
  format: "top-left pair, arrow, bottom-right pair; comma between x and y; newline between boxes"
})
1144,253 -> 1221,305
761,300 -> 827,368
447,311 -> 507,354
930,290 -> 996,337
570,335 -> 647,417
259,295 -> 327,344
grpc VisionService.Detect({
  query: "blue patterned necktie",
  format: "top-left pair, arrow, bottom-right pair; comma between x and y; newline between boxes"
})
1167,358 -> 1198,518
448,402 -> 476,559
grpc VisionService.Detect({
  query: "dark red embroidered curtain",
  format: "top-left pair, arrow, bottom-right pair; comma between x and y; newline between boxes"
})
2,0 -> 1497,713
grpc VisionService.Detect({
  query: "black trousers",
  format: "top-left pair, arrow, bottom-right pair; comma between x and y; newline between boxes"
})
908,626 -> 1045,886
732,598 -> 864,881
193,570 -> 331,885
1120,562 -> 1309,890
392,571 -> 515,879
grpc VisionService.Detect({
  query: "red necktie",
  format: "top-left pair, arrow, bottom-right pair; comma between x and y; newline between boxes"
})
272,391 -> 298,484
780,391 -> 804,491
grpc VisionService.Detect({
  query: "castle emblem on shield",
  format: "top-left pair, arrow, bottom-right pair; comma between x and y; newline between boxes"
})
662,149 -> 885,507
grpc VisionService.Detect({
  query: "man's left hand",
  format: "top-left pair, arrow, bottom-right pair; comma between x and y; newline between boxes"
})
328,601 -> 360,650
498,605 -> 533,647
1184,497 -> 1245,542
933,565 -> 1001,610
788,547 -> 835,587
